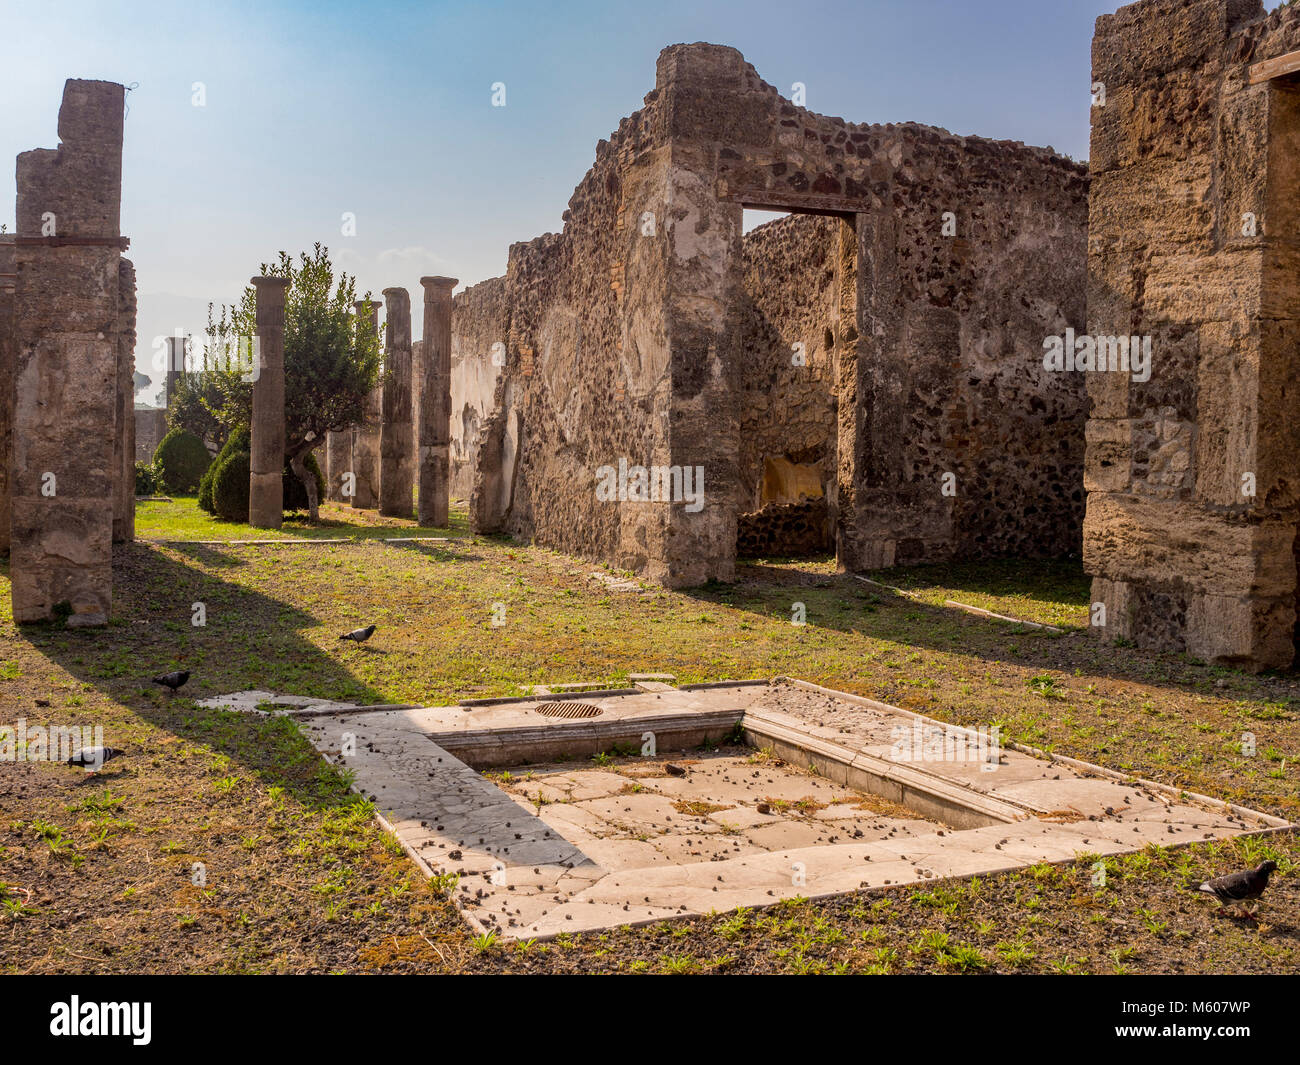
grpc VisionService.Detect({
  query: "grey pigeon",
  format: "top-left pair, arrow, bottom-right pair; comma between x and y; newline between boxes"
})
66,747 -> 124,773
152,670 -> 189,692
1194,860 -> 1277,915
339,624 -> 376,644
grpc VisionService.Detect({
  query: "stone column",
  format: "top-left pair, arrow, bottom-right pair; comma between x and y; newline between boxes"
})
410,339 -> 423,477
351,299 -> 381,509
113,258 -> 137,543
379,287 -> 414,518
164,335 -> 185,408
0,236 -> 15,555
418,276 -> 457,526
249,276 -> 288,529
326,430 -> 350,502
11,79 -> 126,625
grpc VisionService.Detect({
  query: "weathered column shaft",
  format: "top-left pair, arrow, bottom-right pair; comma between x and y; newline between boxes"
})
113,258 -> 137,543
326,430 -> 350,502
249,276 -> 288,529
164,335 -> 184,408
418,276 -> 457,526
379,287 -> 414,518
410,339 -> 423,476
0,236 -> 15,555
351,299 -> 381,509
11,79 -> 125,625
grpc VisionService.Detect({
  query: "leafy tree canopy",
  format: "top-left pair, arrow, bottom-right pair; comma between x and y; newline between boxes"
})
199,244 -> 382,519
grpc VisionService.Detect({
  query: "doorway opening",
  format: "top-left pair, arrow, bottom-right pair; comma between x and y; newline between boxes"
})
734,207 -> 849,558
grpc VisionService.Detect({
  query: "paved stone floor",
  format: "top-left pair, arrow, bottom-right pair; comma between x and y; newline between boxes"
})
487,749 -> 940,871
200,679 -> 1292,939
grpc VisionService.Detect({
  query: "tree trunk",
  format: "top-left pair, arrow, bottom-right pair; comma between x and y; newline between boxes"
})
290,450 -> 319,522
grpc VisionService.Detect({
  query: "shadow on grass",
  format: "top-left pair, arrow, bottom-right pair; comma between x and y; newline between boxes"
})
692,554 -> 1300,708
18,542 -> 387,813
386,540 -> 485,565
135,496 -> 475,543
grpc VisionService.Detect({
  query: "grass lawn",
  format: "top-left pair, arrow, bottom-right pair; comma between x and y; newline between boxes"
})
0,497 -> 1296,973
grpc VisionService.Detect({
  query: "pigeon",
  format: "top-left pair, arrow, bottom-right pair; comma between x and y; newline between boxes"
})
339,624 -> 376,644
665,763 -> 688,777
152,670 -> 190,692
1193,860 -> 1278,917
66,747 -> 124,774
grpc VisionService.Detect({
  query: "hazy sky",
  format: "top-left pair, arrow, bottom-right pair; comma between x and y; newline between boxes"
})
1,0 -> 1111,404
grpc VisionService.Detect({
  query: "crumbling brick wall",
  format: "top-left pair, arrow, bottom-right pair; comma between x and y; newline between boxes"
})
457,44 -> 1088,585
1085,0 -> 1300,669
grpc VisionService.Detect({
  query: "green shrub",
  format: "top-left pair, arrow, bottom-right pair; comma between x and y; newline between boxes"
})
134,461 -> 156,497
205,425 -> 326,523
199,425 -> 250,514
197,471 -> 215,514
152,428 -> 211,494
211,450 -> 251,522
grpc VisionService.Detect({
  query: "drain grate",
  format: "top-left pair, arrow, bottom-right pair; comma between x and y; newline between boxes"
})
535,700 -> 604,719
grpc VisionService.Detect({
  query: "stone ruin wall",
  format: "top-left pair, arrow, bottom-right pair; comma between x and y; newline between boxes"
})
0,236 -> 14,554
134,408 -> 167,464
1085,0 -> 1300,669
449,276 -> 506,499
113,257 -> 136,542
448,44 -> 1090,584
465,89 -> 682,581
447,213 -> 845,546
831,123 -> 1089,568
9,79 -> 132,623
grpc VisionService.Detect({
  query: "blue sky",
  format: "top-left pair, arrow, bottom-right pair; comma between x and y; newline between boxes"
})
1,0 -> 1112,403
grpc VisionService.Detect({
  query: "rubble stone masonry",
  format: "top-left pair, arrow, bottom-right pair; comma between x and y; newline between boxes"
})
454,44 -> 1088,586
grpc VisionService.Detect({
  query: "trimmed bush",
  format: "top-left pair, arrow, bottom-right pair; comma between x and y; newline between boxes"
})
197,471 -> 215,514
199,425 -> 250,515
134,461 -> 156,497
152,428 -> 211,494
203,425 -> 327,523
211,450 -> 251,522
